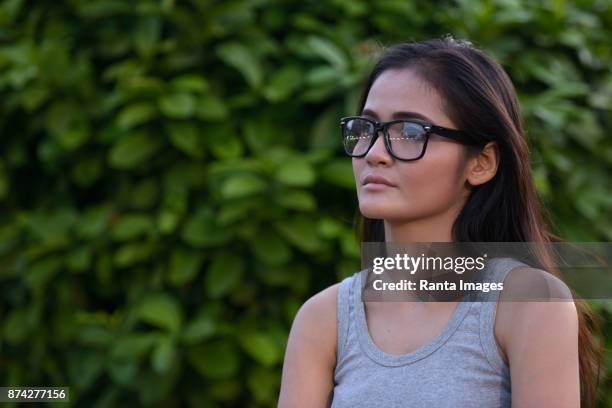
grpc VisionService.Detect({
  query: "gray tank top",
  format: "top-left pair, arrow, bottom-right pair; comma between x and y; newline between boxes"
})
332,257 -> 527,408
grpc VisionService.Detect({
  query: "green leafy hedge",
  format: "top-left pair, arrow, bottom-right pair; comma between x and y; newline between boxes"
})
0,0 -> 611,406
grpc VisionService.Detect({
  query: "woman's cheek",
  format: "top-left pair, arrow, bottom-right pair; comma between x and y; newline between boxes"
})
393,162 -> 460,217
352,159 -> 363,188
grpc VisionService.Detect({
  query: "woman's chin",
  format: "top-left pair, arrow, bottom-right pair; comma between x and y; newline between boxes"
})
358,204 -> 397,220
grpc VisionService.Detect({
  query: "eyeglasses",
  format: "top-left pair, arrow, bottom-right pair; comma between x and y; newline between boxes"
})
340,116 -> 481,161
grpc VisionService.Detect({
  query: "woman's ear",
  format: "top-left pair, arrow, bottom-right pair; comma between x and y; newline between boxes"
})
466,141 -> 499,186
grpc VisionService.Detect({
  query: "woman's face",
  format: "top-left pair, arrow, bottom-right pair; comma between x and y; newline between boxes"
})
353,68 -> 472,223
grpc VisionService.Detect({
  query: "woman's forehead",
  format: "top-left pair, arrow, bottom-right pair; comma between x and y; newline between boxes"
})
364,68 -> 452,127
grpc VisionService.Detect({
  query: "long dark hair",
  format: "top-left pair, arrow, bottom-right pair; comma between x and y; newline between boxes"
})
353,36 -> 603,407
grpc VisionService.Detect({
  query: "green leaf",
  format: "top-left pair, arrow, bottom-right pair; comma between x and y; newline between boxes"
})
306,36 -> 348,71
275,216 -> 321,253
305,65 -> 338,85
208,378 -> 241,402
205,251 -> 244,297
159,93 -> 196,118
181,207 -> 231,247
0,160 -> 8,200
110,333 -> 159,360
0,223 -> 21,257
216,42 -> 263,88
263,65 -> 303,102
108,360 -> 139,386
21,208 -> 75,248
320,160 -> 355,189
310,106 -> 340,150
196,94 -> 228,120
167,122 -> 206,159
25,257 -> 63,291
239,332 -> 281,366
181,311 -> 216,344
20,85 -> 49,111
108,132 -> 162,169
247,367 -> 280,403
209,134 -> 243,159
3,309 -> 32,344
114,242 -> 155,267
340,230 -> 359,258
134,16 -> 161,57
188,342 -> 239,379
276,189 -> 316,211
117,103 -> 157,130
242,117 -> 293,154
317,217 -> 344,238
217,199 -> 259,225
45,100 -> 90,150
158,209 -> 181,234
67,352 -> 105,391
66,245 -> 92,272
151,337 -> 177,374
76,205 -> 112,239
130,178 -> 159,209
135,293 -> 183,333
167,247 -> 204,286
170,75 -> 209,93
221,174 -> 267,199
72,157 -> 103,187
276,160 -> 315,187
251,230 -> 291,265
111,214 -> 154,241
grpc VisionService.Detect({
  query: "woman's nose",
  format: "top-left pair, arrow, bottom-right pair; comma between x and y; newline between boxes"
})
365,130 -> 392,164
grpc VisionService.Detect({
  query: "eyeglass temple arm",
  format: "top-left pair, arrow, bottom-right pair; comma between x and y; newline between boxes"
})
429,125 -> 482,145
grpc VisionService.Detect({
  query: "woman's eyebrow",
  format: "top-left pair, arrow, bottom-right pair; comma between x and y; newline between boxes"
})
361,108 -> 432,122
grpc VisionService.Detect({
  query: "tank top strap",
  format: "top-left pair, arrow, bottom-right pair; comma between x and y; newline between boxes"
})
479,257 -> 529,372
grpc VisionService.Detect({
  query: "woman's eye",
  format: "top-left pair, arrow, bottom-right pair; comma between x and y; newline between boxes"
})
401,125 -> 425,139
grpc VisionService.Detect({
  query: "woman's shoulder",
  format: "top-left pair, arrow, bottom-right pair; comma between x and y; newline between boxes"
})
285,280 -> 344,368
287,270 -> 363,361
495,265 -> 578,364
280,280 -> 351,407
293,281 -> 342,337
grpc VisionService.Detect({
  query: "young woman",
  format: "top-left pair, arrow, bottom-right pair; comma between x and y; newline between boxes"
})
278,37 -> 602,407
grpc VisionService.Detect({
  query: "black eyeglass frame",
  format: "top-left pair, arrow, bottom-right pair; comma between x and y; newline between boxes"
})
340,116 -> 481,161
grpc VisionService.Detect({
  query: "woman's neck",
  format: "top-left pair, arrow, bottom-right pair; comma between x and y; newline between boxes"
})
383,207 -> 460,242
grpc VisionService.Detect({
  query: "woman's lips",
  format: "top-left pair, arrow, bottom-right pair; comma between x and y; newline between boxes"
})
362,174 -> 397,191
363,183 -> 392,191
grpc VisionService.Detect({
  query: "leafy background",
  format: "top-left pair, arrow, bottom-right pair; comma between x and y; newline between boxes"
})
0,0 -> 611,406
